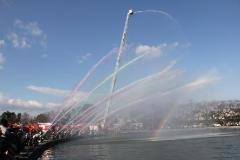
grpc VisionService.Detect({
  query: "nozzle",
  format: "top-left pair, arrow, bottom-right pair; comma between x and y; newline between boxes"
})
128,9 -> 134,15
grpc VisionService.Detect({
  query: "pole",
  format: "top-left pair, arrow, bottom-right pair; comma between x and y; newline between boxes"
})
102,9 -> 134,128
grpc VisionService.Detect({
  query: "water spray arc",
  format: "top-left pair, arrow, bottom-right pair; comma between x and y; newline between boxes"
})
48,9 -> 180,136
50,50 -> 114,126
103,9 -> 134,128
56,63 -> 177,134
50,53 -> 145,129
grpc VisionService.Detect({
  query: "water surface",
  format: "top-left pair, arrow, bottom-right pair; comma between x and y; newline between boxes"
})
40,128 -> 240,160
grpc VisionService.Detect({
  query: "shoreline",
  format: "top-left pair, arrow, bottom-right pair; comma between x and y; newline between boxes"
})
15,138 -> 75,160
17,127 -> 240,159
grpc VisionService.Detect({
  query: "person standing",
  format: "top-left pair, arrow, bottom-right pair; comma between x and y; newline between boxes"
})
0,119 -> 8,138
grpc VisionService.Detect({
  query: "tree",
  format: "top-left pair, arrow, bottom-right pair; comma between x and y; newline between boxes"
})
17,113 -> 21,123
1,111 -> 17,123
21,112 -> 31,124
35,113 -> 50,123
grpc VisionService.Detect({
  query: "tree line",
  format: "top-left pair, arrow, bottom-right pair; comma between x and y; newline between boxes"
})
0,111 -> 51,124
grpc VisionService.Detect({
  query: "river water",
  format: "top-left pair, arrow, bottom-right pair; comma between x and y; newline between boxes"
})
39,128 -> 240,160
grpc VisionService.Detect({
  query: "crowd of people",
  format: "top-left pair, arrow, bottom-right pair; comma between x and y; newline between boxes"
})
0,118 -> 44,159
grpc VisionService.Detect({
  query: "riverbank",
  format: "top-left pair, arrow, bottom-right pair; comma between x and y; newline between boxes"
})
15,138 -> 74,160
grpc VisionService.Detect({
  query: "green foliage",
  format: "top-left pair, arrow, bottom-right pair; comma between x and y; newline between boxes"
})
0,111 -> 51,124
0,111 -> 20,123
34,113 -> 50,123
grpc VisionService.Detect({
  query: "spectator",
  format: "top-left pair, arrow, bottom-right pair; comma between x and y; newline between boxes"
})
0,119 -> 8,138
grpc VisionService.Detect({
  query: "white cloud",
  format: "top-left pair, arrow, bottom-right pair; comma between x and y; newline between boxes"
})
185,78 -> 214,90
0,53 -> 6,69
6,19 -> 47,49
27,85 -> 69,97
0,40 -> 5,48
77,53 -> 92,64
184,74 -> 220,91
0,93 -> 43,109
14,19 -> 47,48
26,85 -> 89,110
135,42 -> 179,58
7,32 -> 31,49
46,102 -> 61,109
136,44 -> 162,57
15,19 -> 43,37
27,85 -> 87,99
0,92 -> 62,111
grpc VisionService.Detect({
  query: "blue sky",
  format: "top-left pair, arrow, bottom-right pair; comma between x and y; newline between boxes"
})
0,0 -> 240,113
